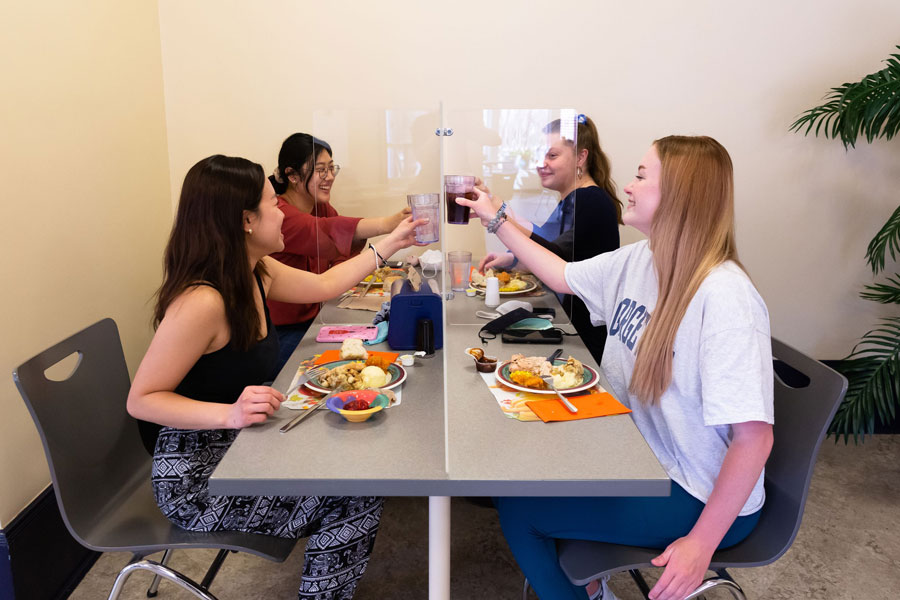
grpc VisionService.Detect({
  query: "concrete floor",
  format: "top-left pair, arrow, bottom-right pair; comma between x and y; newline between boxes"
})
70,435 -> 899,599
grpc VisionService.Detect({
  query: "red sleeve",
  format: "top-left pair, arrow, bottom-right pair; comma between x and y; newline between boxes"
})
278,199 -> 363,263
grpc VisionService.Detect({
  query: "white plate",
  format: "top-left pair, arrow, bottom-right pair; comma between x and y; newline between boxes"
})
495,360 -> 599,395
304,360 -> 407,394
471,279 -> 538,295
358,268 -> 406,287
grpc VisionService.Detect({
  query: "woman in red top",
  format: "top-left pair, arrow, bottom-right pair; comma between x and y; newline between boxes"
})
267,133 -> 409,372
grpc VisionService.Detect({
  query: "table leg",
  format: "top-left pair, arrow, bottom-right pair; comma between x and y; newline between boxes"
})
428,496 -> 451,600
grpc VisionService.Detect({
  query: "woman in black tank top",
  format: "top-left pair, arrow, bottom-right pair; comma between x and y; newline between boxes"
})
127,155 -> 423,599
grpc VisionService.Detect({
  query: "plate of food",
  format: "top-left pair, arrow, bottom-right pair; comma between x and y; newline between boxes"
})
470,269 -> 538,295
495,353 -> 598,395
304,357 -> 407,394
359,266 -> 406,287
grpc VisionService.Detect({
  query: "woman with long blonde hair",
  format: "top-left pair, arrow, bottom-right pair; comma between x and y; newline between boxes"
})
459,136 -> 774,600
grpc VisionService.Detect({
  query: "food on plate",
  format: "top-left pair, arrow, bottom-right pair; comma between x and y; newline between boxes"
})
471,268 -> 529,292
508,354 -> 553,376
552,357 -> 585,389
362,266 -> 394,283
360,365 -> 389,388
499,278 -> 528,293
509,370 -> 547,389
506,354 -> 585,390
319,360 -> 391,391
365,355 -> 393,371
319,361 -> 366,389
340,338 -> 368,360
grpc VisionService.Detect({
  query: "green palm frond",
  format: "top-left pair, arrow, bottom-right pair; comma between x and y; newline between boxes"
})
790,47 -> 900,148
830,316 -> 900,442
865,204 -> 900,274
860,273 -> 900,303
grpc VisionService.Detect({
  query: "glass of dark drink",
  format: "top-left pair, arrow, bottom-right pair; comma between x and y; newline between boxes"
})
444,175 -> 475,224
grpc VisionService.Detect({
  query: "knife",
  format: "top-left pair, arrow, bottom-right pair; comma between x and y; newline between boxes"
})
280,388 -> 341,433
359,274 -> 376,298
546,348 -> 564,364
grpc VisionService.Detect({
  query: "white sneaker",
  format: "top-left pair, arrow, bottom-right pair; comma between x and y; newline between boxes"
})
587,576 -> 619,600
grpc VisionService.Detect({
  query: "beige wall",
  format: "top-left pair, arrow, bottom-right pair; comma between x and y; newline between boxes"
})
0,3 -> 172,525
157,0 -> 900,360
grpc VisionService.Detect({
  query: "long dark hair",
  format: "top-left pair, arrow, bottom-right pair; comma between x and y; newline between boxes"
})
155,155 -> 268,351
269,133 -> 333,195
544,115 -> 623,224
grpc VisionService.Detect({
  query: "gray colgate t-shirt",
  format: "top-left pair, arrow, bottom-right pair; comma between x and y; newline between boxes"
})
565,240 -> 774,515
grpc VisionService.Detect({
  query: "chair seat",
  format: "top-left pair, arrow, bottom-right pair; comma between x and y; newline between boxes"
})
69,463 -> 296,563
558,539 -> 658,585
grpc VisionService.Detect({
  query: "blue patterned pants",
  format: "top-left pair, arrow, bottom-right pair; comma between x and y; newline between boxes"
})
152,427 -> 383,599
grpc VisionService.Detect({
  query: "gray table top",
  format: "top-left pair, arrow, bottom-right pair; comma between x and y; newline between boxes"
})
210,288 -> 668,498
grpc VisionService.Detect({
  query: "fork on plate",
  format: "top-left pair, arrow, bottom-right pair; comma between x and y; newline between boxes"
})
540,375 -> 579,414
284,365 -> 328,398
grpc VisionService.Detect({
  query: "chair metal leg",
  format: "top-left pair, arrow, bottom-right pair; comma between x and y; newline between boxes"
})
628,569 -> 652,599
107,559 -> 219,600
199,549 -> 231,590
145,549 -> 172,597
684,577 -> 745,600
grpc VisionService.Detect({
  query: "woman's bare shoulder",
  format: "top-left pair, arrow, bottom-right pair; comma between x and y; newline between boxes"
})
165,283 -> 226,324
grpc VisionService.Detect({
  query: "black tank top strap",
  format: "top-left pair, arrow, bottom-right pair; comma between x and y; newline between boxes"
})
254,271 -> 272,323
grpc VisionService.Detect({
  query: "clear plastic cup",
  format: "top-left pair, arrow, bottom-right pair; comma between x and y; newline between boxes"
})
406,193 -> 440,244
444,175 -> 475,224
448,251 -> 472,291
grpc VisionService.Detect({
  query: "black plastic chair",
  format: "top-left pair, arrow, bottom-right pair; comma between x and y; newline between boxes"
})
13,318 -> 297,599
532,338 -> 848,600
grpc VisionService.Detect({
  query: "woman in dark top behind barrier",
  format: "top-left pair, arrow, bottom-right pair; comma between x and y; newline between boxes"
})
479,114 -> 622,362
127,155 -> 423,599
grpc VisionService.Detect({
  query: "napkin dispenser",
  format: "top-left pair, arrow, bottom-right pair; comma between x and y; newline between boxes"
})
387,279 -> 443,351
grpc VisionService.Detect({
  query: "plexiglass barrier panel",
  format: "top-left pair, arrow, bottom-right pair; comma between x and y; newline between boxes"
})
298,108 -> 442,325
440,108 -> 579,326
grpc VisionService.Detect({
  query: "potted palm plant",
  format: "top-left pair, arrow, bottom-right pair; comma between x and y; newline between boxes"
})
790,46 -> 900,442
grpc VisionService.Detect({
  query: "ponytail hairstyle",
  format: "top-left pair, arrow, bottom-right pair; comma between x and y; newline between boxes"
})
155,155 -> 269,351
269,133 -> 333,195
629,135 -> 744,404
544,114 -> 623,223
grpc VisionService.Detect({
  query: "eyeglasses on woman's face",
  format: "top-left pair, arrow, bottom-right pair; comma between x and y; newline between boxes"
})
314,164 -> 341,178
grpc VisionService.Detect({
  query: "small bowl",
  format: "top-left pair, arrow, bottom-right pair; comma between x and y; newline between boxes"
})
465,347 -> 498,373
475,357 -> 498,373
326,390 -> 391,423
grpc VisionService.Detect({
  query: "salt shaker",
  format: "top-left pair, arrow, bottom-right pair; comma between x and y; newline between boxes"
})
484,276 -> 500,307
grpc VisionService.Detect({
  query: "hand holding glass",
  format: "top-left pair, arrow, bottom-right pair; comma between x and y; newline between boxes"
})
444,175 -> 475,224
407,193 -> 440,244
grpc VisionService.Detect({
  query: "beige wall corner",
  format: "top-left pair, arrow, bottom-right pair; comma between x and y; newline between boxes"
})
0,2 -> 172,526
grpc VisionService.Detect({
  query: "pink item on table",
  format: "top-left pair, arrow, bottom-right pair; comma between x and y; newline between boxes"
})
315,325 -> 379,343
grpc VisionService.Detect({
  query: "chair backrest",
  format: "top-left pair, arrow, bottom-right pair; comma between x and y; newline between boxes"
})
12,318 -> 151,548
711,337 -> 847,567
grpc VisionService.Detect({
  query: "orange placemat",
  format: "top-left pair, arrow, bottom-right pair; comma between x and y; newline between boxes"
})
314,349 -> 400,365
526,392 -> 631,423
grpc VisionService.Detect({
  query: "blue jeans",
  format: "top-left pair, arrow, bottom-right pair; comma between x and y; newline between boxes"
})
494,483 -> 761,600
272,321 -> 313,380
